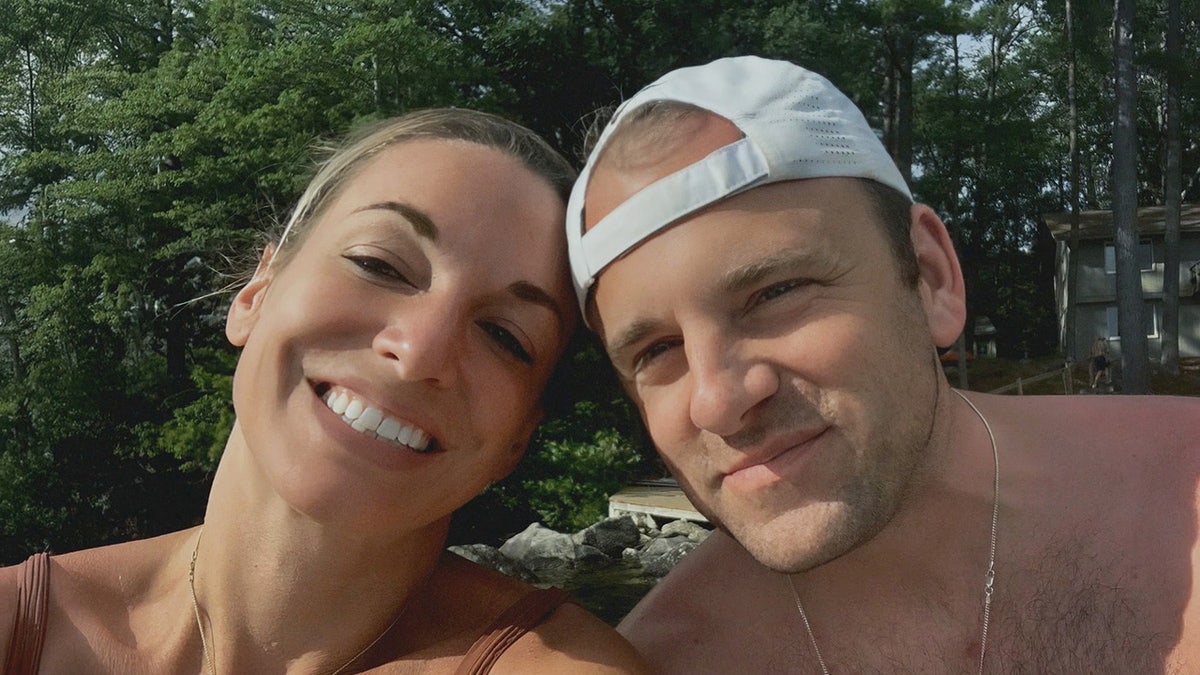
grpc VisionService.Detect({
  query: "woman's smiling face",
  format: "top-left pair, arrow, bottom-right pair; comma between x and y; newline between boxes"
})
225,138 -> 574,533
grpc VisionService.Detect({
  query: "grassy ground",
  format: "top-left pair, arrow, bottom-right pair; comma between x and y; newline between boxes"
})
943,355 -> 1200,396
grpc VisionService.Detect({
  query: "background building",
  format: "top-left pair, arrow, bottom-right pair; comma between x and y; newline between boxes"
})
1044,203 -> 1200,360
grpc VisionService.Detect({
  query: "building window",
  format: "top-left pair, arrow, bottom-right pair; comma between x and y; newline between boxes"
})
1105,304 -> 1158,339
1104,239 -> 1153,274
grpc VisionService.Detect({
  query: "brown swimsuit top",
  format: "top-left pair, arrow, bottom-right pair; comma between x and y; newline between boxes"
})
4,552 -> 49,675
4,553 -> 571,675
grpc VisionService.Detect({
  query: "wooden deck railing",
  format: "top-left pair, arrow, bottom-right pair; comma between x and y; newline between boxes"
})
987,362 -> 1075,395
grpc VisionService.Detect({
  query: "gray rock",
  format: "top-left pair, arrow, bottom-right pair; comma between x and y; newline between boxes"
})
627,511 -> 659,534
640,534 -> 692,558
660,519 -> 712,543
447,544 -> 537,582
576,544 -> 609,565
577,516 -> 642,558
642,540 -> 699,577
499,522 -> 578,572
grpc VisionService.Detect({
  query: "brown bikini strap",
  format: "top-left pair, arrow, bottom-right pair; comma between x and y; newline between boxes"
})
4,552 -> 50,675
454,586 -> 573,675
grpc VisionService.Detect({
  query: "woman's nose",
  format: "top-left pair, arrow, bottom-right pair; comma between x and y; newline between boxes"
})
371,303 -> 461,387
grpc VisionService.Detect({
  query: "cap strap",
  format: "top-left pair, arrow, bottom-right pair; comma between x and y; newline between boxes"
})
579,137 -> 768,281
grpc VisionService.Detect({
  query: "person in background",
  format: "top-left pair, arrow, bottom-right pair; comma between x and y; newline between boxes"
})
1090,335 -> 1112,388
567,55 -> 1200,673
1,108 -> 647,675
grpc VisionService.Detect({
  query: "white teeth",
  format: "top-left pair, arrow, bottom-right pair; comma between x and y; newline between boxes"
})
353,407 -> 384,433
320,386 -> 432,452
376,417 -> 402,440
396,426 -> 413,446
330,391 -> 349,414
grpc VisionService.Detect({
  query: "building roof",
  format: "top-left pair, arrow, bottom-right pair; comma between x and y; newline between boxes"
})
1043,203 -> 1200,240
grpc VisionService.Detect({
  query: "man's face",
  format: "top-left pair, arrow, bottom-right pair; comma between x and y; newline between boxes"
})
583,118 -> 946,573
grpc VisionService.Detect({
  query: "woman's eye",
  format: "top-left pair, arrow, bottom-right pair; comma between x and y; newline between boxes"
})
480,322 -> 533,364
345,255 -> 410,284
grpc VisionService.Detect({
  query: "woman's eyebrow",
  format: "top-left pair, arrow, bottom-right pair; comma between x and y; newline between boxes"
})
508,280 -> 568,333
354,201 -> 439,242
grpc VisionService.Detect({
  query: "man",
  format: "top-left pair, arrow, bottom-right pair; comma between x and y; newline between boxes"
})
566,56 -> 1200,673
1090,335 -> 1112,388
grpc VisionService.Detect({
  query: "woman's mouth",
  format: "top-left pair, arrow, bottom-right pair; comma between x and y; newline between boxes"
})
317,384 -> 437,453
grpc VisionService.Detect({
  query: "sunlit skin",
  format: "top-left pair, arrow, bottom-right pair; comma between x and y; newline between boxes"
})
0,138 -> 650,674
585,115 -> 965,573
225,138 -> 574,538
590,112 -> 1200,673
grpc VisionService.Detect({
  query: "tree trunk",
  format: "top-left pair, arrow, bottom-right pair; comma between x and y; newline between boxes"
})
882,52 -> 897,169
1160,0 -> 1182,375
1111,0 -> 1149,393
0,297 -> 25,384
894,31 -> 914,186
1065,0 -> 1082,362
950,34 -> 968,389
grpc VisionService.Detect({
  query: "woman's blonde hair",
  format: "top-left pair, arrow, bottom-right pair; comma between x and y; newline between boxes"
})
271,109 -> 576,268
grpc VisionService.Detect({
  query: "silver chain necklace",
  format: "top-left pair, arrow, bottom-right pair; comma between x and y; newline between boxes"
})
786,389 -> 999,675
189,527 -> 404,675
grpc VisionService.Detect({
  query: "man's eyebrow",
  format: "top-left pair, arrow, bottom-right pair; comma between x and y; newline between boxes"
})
508,280 -> 568,332
354,201 -> 438,242
720,250 -> 823,293
607,317 -> 663,367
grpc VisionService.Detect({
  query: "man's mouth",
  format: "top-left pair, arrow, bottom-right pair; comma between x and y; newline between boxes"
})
318,384 -> 437,453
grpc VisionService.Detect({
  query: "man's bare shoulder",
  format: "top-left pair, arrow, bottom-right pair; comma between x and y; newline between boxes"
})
619,530 -> 741,636
972,392 -> 1197,465
490,602 -> 649,674
619,530 -> 802,673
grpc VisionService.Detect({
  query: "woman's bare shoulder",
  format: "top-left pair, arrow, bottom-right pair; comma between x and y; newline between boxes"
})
0,557 -> 26,666
44,530 -> 190,601
0,531 -> 192,665
490,601 -> 649,674
420,552 -> 647,673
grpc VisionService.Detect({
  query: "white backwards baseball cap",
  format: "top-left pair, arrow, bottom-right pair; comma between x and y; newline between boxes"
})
566,55 -> 912,315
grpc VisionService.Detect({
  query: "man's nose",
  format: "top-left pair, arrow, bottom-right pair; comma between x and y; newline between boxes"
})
686,335 -> 778,437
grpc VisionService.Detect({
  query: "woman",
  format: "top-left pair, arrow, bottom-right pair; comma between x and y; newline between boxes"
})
1,109 -> 648,674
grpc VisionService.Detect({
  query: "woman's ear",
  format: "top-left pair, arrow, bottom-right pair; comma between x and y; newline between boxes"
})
226,245 -> 276,347
909,204 -> 966,348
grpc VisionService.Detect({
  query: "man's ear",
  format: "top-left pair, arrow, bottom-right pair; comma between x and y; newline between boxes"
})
226,245 -> 276,347
909,204 -> 966,348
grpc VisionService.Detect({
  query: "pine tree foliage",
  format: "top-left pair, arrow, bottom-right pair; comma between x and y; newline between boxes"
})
1,0 -> 1197,558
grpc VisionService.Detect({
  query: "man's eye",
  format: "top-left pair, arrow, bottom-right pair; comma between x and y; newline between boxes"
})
479,322 -> 533,364
752,279 -> 805,306
633,339 -> 681,373
345,255 -> 411,285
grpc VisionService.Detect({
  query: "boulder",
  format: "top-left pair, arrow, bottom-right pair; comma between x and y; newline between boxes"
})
641,539 -> 699,577
499,522 -> 578,572
640,534 -> 692,558
576,516 -> 642,558
576,544 -> 610,566
448,544 -> 537,582
660,519 -> 712,543
626,511 -> 660,534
